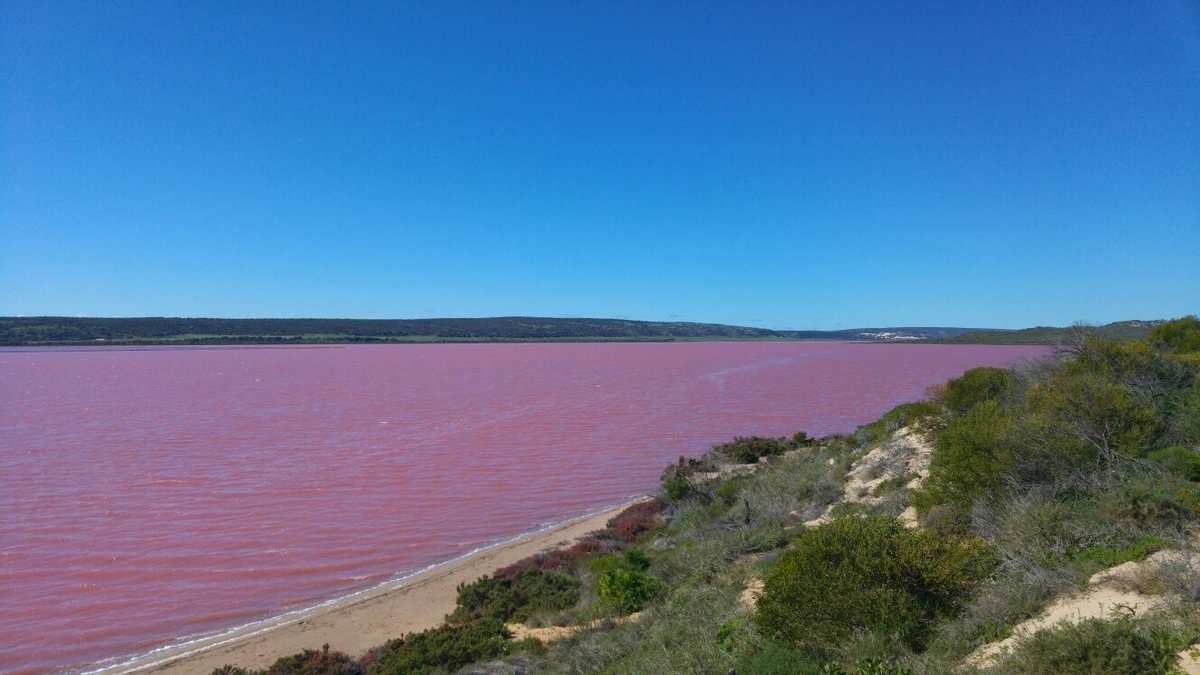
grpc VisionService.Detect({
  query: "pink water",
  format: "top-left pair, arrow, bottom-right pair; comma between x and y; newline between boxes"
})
0,342 -> 1046,673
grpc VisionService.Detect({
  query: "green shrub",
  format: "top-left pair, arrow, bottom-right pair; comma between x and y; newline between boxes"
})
449,568 -> 579,623
660,456 -> 713,501
1100,474 -> 1200,534
596,566 -> 663,613
591,549 -> 661,613
918,400 -> 1012,512
717,436 -> 789,464
1166,389 -> 1200,448
212,645 -> 364,675
1149,446 -> 1200,480
992,616 -> 1187,675
1070,536 -> 1171,569
1026,369 -> 1159,460
1151,315 -> 1200,354
364,619 -> 511,675
714,474 -> 753,506
662,474 -> 692,500
754,516 -> 994,657
939,367 -> 1016,417
736,640 -> 824,674
589,548 -> 651,575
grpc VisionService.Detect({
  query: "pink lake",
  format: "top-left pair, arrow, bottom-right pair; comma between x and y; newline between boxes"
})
0,342 -> 1047,673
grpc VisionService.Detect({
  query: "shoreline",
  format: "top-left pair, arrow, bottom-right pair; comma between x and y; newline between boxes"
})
86,499 -> 647,674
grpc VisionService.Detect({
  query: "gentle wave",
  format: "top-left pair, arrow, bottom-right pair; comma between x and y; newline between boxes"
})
80,496 -> 646,674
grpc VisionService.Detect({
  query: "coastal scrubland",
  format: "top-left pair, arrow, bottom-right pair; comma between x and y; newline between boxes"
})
211,316 -> 1200,674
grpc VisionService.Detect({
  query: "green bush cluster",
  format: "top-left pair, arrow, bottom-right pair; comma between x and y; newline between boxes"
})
754,515 -> 994,657
1150,315 -> 1200,354
1149,446 -> 1200,481
212,644 -> 362,675
716,436 -> 790,463
592,548 -> 663,613
660,455 -> 715,500
918,331 -> 1200,530
992,617 -> 1189,675
938,366 -> 1017,416
362,619 -> 513,675
448,568 -> 579,624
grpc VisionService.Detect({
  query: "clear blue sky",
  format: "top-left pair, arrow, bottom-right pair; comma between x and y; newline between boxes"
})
2,2 -> 1197,329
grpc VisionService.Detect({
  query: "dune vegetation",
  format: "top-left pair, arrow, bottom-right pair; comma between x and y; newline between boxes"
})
215,316 -> 1200,674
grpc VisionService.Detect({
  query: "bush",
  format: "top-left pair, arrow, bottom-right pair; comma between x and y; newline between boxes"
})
662,474 -> 692,500
449,569 -> 579,623
940,367 -> 1016,417
660,456 -> 712,500
735,640 -> 824,674
992,616 -> 1187,675
263,646 -> 362,675
1149,446 -> 1200,481
1100,474 -> 1200,534
212,645 -> 363,675
1027,369 -> 1159,460
1070,535 -> 1171,569
589,548 -> 651,575
754,516 -> 994,657
597,566 -> 663,613
364,619 -> 511,675
717,436 -> 789,464
592,548 -> 662,613
918,400 -> 1012,514
1151,315 -> 1200,354
714,474 -> 753,506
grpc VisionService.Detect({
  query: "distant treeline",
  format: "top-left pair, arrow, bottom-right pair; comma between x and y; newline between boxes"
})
943,320 -> 1162,344
0,316 -> 982,346
0,316 -> 1164,346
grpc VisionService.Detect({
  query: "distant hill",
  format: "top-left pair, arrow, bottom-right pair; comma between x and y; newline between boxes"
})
943,320 -> 1164,344
0,316 -> 985,346
789,327 -> 985,342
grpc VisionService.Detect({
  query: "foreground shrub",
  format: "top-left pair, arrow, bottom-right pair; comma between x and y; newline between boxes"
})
363,619 -> 511,675
991,616 -> 1187,675
449,569 -> 579,623
754,516 -> 994,657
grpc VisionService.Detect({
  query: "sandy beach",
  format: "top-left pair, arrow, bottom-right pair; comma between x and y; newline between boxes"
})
102,501 -> 644,674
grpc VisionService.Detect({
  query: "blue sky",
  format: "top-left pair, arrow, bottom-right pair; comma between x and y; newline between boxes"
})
1,2 -> 1197,330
